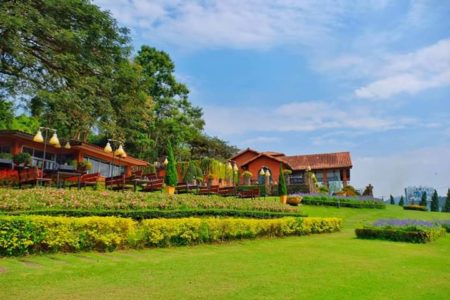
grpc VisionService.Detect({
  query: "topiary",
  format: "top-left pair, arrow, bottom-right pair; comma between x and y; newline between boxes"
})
13,152 -> 31,166
164,141 -> 178,187
278,164 -> 287,196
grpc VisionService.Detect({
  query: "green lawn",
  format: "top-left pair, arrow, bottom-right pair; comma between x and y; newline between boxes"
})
1,205 -> 449,299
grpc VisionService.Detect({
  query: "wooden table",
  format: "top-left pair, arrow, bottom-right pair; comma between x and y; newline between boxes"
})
56,171 -> 82,189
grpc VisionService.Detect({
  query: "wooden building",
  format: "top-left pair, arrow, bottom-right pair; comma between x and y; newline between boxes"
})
231,148 -> 352,189
0,130 -> 148,177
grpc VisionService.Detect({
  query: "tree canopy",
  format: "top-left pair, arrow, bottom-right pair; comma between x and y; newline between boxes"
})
0,0 -> 237,162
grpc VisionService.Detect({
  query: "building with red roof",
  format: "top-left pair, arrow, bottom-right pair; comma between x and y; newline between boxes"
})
231,148 -> 352,190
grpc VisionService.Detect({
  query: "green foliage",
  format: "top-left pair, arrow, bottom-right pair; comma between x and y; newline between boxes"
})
390,195 -> 395,205
355,226 -> 445,243
9,209 -> 305,220
242,171 -> 253,178
444,189 -> 450,213
420,192 -> 427,207
0,152 -> 12,160
182,161 -> 197,184
189,134 -> 239,161
399,195 -> 404,206
0,216 -> 341,256
319,185 -> 329,195
278,164 -> 287,196
430,190 -> 439,212
403,205 -> 428,212
339,185 -> 360,196
0,188 -> 298,213
13,152 -> 31,166
302,195 -> 386,209
164,141 -> 178,187
0,100 -> 14,129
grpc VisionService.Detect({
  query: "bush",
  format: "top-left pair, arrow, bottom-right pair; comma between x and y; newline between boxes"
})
355,227 -> 445,243
0,188 -> 298,213
0,216 -> 342,256
302,195 -> 385,209
403,205 -> 427,211
8,209 -> 306,220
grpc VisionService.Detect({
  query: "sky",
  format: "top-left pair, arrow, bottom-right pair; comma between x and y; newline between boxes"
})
94,0 -> 450,198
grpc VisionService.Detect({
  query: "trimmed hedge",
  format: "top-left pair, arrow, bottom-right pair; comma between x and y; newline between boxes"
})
6,209 -> 306,220
403,205 -> 427,211
302,195 -> 385,209
355,226 -> 445,243
0,216 -> 341,256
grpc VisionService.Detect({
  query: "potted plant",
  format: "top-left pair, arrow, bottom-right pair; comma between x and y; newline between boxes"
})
242,171 -> 252,186
278,164 -> 288,204
287,196 -> 302,206
13,152 -> 32,167
164,141 -> 178,195
77,161 -> 93,172
0,152 -> 13,165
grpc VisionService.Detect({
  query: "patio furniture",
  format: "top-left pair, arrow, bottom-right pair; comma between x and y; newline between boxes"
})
55,171 -> 82,189
129,178 -> 151,192
197,185 -> 220,196
176,183 -> 198,194
141,178 -> 164,192
67,172 -> 100,189
218,186 -> 236,197
105,174 -> 130,190
18,167 -> 52,187
237,188 -> 260,199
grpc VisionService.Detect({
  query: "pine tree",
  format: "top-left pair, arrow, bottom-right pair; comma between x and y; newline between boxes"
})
443,189 -> 450,213
278,164 -> 287,196
420,192 -> 427,207
390,195 -> 395,205
399,196 -> 404,206
164,141 -> 178,187
430,190 -> 439,212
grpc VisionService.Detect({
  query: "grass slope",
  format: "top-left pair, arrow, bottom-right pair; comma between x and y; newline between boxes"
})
0,205 -> 449,299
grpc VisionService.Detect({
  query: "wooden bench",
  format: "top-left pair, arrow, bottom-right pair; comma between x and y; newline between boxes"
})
18,168 -> 52,187
68,172 -> 100,189
237,188 -> 260,199
105,174 -> 130,190
142,178 -> 164,192
218,186 -> 236,197
176,183 -> 198,194
197,185 -> 219,195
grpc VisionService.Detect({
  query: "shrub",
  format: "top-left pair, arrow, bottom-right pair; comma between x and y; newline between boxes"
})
13,152 -> 31,166
403,205 -> 427,211
278,164 -> 287,196
355,219 -> 446,243
0,188 -> 299,213
164,141 -> 178,187
9,209 -> 306,220
0,216 -> 342,256
302,195 -> 385,209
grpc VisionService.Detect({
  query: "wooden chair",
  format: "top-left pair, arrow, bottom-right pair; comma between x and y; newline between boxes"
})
18,167 -> 52,187
141,178 -> 164,192
68,172 -> 100,189
237,188 -> 260,199
218,186 -> 236,197
105,174 -> 130,190
197,185 -> 220,195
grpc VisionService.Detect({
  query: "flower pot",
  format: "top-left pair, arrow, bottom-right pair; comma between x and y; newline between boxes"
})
166,186 -> 175,195
287,196 -> 302,206
280,195 -> 287,204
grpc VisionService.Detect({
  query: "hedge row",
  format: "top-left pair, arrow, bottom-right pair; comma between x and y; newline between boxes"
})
0,216 -> 341,256
302,195 -> 385,209
5,209 -> 306,220
355,226 -> 445,243
403,205 -> 427,211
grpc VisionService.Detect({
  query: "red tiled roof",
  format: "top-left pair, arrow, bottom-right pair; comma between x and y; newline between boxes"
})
262,151 -> 285,157
240,153 -> 291,168
230,147 -> 260,160
280,152 -> 352,170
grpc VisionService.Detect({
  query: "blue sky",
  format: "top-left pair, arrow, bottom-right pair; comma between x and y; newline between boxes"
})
94,0 -> 450,197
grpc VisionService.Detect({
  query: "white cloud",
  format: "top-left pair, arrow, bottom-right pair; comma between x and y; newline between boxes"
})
203,101 -> 414,136
353,39 -> 450,100
94,0 -> 387,50
352,144 -> 450,197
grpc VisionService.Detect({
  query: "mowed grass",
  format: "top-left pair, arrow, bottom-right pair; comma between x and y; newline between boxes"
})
1,204 -> 449,300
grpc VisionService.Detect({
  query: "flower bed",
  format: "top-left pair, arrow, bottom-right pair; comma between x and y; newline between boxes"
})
403,205 -> 427,211
0,216 -> 342,256
355,219 -> 446,243
0,188 -> 298,213
302,195 -> 385,209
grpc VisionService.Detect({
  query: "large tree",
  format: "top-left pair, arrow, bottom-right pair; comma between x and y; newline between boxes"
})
430,190 -> 439,212
443,189 -> 450,213
135,46 -> 204,159
420,192 -> 427,207
1,0 -> 131,140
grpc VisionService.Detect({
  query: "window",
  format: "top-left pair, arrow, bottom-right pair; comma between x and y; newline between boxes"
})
290,172 -> 304,184
327,170 -> 341,182
314,172 -> 323,182
0,145 -> 11,154
22,147 -> 57,170
84,156 -> 124,177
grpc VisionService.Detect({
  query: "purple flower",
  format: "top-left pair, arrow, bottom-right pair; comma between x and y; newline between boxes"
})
373,219 -> 436,228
